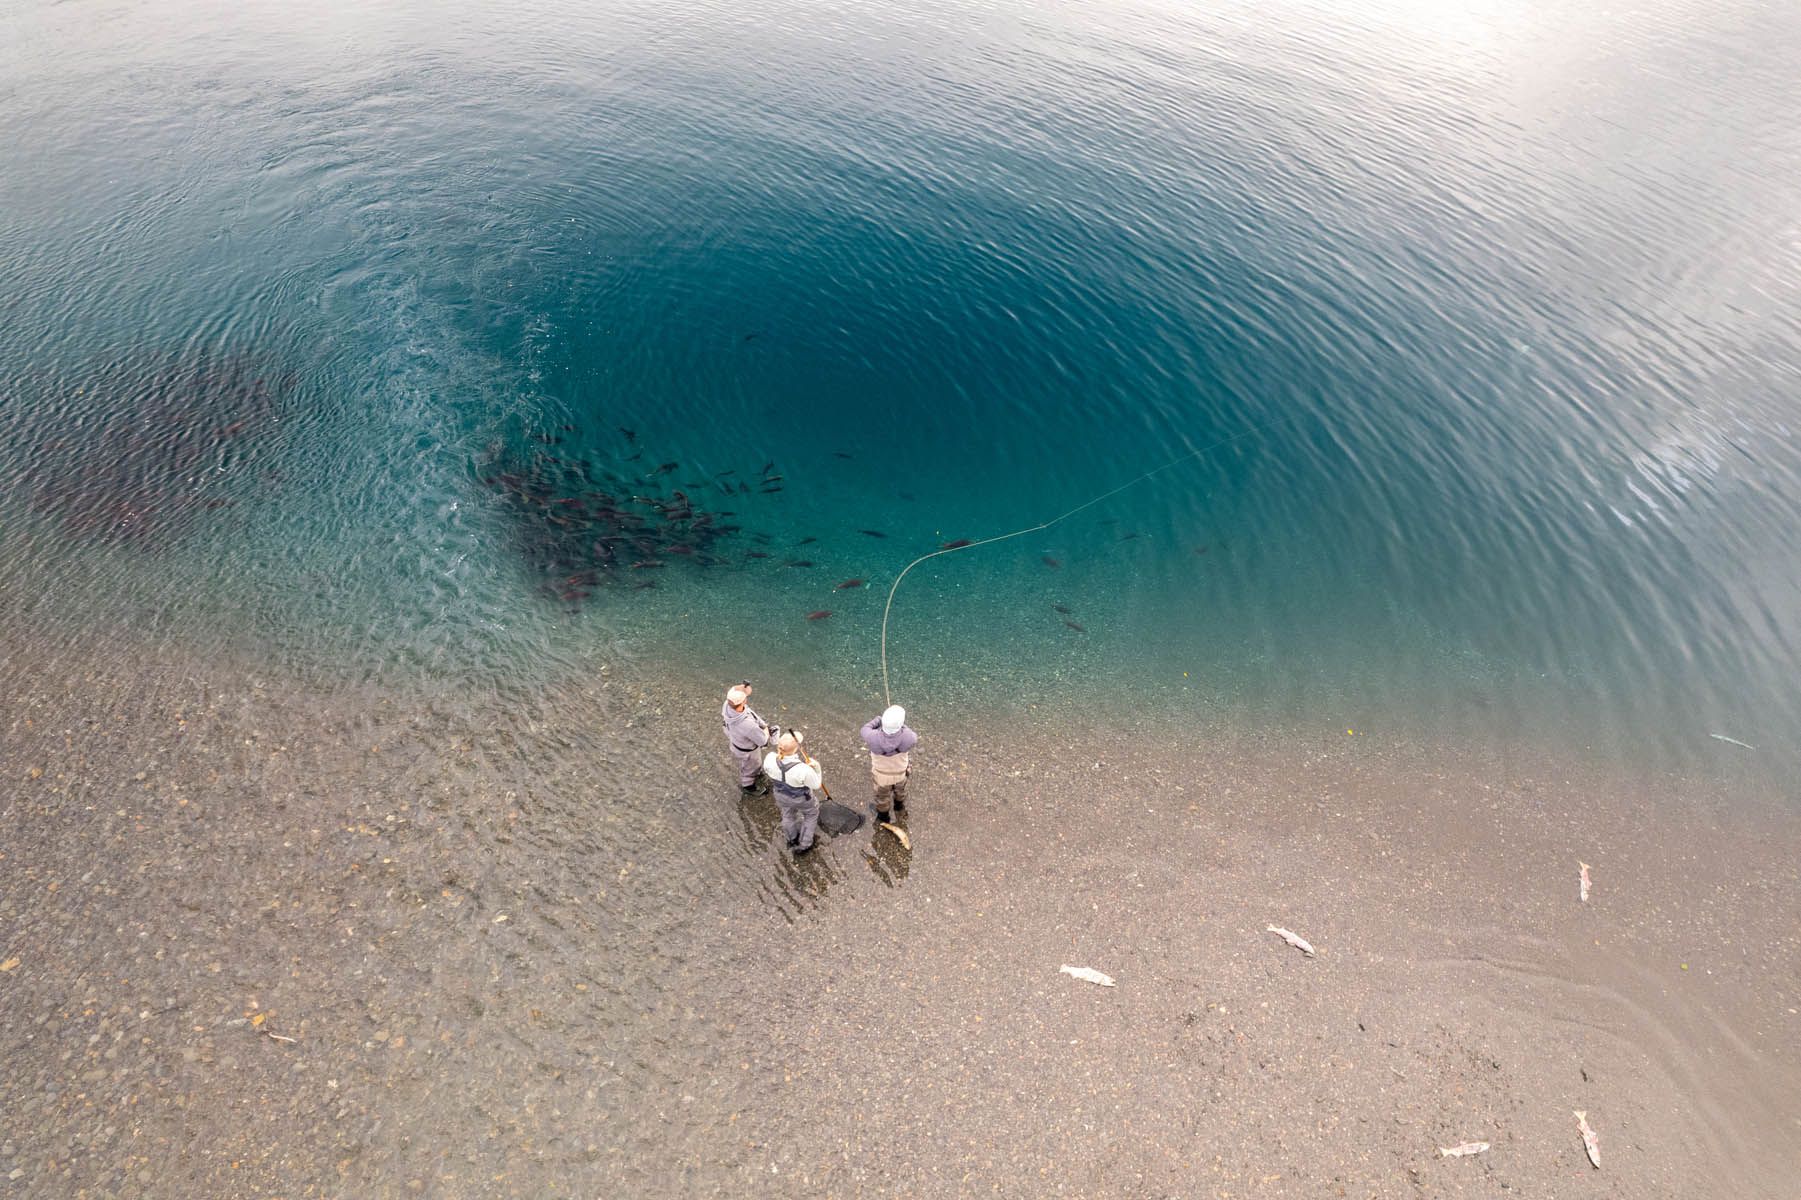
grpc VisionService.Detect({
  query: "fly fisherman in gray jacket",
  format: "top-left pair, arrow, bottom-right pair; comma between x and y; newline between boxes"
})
721,682 -> 775,796
860,704 -> 917,824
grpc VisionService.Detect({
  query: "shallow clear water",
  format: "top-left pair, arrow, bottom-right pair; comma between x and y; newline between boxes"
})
4,0 -> 1800,786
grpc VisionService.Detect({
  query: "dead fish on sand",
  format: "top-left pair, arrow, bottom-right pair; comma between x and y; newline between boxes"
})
1579,860 -> 1592,903
1709,732 -> 1756,750
1266,925 -> 1316,957
879,822 -> 910,850
1059,964 -> 1115,988
834,578 -> 864,590
1574,1110 -> 1601,1169
806,610 -> 832,621
1438,1142 -> 1490,1158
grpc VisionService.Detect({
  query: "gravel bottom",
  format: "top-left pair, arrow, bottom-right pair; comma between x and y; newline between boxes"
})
2,635 -> 1797,1198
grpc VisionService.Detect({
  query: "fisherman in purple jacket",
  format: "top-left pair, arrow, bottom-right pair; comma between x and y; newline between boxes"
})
860,704 -> 917,824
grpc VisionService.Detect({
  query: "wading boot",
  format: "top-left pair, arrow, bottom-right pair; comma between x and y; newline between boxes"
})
873,808 -> 892,825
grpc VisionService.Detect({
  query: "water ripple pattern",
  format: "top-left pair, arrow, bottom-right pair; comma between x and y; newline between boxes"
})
2,0 -> 1799,786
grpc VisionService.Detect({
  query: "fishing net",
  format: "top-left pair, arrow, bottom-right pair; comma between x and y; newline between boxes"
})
817,800 -> 865,836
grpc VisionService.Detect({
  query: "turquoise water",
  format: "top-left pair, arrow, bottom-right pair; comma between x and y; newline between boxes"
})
4,0 -> 1800,784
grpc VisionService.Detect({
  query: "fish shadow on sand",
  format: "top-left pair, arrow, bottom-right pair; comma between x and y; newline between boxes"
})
861,828 -> 912,887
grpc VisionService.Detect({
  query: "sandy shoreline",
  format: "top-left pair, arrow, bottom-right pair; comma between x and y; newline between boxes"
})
2,634 -> 1797,1198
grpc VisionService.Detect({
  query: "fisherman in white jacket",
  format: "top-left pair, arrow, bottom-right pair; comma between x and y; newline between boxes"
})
763,732 -> 822,854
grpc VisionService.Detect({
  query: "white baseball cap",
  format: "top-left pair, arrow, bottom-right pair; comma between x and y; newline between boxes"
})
881,705 -> 906,734
726,686 -> 747,705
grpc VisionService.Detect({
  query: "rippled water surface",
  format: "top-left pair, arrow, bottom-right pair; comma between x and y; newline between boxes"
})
4,0 -> 1800,786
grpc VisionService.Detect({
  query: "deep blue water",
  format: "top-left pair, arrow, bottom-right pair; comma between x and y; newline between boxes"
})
4,0 -> 1800,786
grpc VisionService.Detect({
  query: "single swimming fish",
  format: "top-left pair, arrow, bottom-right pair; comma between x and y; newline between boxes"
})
834,578 -> 864,590
1042,555 -> 1060,568
1579,861 -> 1592,903
797,536 -> 817,545
1064,619 -> 1086,632
1709,732 -> 1756,750
879,821 -> 910,850
785,559 -> 814,568
859,529 -> 885,538
806,610 -> 832,621
1266,925 -> 1316,957
1574,1111 -> 1600,1169
1438,1142 -> 1490,1158
1059,964 -> 1115,988
1052,603 -> 1072,615
940,538 -> 973,549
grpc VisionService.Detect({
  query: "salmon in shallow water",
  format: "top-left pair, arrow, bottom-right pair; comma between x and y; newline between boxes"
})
835,578 -> 864,590
806,610 -> 832,621
940,538 -> 973,549
1064,620 -> 1086,633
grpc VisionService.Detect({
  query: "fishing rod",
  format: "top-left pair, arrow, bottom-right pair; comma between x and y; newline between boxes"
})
878,424 -> 1264,707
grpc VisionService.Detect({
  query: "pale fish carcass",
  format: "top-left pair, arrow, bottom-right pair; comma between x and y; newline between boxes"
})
1266,925 -> 1316,957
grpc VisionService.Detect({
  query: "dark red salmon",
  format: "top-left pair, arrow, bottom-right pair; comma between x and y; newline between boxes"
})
834,578 -> 864,590
806,610 -> 832,621
940,538 -> 973,549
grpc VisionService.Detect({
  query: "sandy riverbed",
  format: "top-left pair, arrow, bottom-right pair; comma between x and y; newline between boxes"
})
2,634 -> 1796,1198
